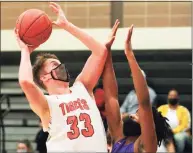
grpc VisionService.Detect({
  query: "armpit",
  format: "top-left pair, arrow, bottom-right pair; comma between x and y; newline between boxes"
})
138,139 -> 145,153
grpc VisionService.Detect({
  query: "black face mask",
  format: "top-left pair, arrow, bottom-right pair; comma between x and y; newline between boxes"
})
168,98 -> 178,105
123,117 -> 141,137
50,64 -> 70,82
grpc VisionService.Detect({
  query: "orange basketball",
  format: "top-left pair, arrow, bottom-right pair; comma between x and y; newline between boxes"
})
16,9 -> 52,46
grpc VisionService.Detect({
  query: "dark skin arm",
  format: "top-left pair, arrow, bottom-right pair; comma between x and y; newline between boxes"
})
124,25 -> 157,153
102,20 -> 124,142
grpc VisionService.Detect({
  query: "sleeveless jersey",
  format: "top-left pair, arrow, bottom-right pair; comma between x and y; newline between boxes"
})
112,138 -> 134,153
44,81 -> 107,152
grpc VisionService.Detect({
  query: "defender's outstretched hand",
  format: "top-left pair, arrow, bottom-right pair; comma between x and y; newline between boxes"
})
14,28 -> 38,53
105,19 -> 120,50
124,25 -> 134,56
49,2 -> 69,28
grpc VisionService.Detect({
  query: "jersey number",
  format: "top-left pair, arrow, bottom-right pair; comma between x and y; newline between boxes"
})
67,113 -> 94,140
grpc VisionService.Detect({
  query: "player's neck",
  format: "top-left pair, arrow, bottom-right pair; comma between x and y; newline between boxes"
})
125,136 -> 138,145
47,84 -> 71,95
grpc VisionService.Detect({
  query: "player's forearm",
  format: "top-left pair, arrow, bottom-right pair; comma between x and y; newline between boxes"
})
126,52 -> 150,107
63,22 -> 107,56
19,49 -> 33,83
102,51 -> 118,99
102,52 -> 123,141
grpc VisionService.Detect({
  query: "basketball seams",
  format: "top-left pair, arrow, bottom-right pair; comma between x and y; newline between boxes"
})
23,12 -> 45,38
22,23 -> 52,46
16,9 -> 52,46
25,14 -> 51,38
24,22 -> 52,39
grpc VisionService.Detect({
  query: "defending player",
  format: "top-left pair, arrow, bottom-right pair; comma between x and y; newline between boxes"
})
102,24 -> 172,152
15,2 -> 118,152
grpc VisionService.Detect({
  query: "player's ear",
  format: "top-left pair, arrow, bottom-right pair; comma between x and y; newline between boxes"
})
40,74 -> 48,82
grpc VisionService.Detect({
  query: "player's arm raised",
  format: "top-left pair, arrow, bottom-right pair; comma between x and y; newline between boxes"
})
49,2 -> 108,94
124,26 -> 157,153
102,20 -> 124,142
16,30 -> 49,121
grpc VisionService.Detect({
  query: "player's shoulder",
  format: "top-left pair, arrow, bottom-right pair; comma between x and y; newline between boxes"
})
72,81 -> 93,98
44,94 -> 56,101
73,81 -> 84,86
72,81 -> 86,90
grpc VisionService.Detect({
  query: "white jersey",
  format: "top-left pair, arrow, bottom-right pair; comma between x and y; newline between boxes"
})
44,81 -> 107,152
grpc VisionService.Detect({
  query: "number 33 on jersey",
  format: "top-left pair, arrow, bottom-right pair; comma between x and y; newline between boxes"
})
60,100 -> 94,139
44,82 -> 107,152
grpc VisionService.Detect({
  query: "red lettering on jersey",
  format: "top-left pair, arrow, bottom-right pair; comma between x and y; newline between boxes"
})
81,99 -> 89,110
68,101 -> 75,112
73,101 -> 77,110
65,103 -> 71,113
74,98 -> 84,110
59,99 -> 89,116
59,103 -> 66,116
79,113 -> 94,137
67,113 -> 94,140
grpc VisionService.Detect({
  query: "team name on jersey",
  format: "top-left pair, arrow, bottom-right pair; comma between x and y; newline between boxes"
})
59,98 -> 89,116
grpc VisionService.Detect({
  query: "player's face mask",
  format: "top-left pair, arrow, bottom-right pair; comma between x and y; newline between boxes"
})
49,63 -> 70,82
123,116 -> 141,137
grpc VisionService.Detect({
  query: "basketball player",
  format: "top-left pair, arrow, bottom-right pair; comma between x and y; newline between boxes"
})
102,25 -> 172,152
15,2 -> 119,152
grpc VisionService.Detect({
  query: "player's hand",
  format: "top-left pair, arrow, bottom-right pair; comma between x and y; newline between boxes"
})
105,19 -> 120,50
124,25 -> 134,56
49,2 -> 69,28
14,28 -> 38,53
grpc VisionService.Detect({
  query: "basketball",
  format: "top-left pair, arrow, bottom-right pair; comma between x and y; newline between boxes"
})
16,9 -> 52,46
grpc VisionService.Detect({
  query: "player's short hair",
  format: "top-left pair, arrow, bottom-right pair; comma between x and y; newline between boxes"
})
32,53 -> 59,90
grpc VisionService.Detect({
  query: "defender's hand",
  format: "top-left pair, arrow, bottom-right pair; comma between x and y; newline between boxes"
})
124,25 -> 134,56
49,2 -> 69,28
105,19 -> 120,50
